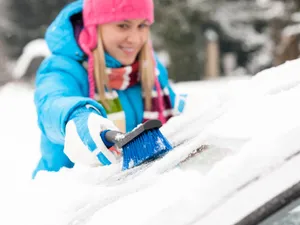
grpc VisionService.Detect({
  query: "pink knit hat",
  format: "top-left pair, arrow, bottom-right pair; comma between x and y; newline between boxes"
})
79,0 -> 154,98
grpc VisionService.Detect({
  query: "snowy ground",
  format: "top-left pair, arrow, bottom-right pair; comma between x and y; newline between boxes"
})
2,59 -> 300,225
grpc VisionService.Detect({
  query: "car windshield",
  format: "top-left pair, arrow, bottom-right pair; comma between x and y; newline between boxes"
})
259,198 -> 300,225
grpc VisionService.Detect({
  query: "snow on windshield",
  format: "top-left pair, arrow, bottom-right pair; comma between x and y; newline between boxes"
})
1,59 -> 300,225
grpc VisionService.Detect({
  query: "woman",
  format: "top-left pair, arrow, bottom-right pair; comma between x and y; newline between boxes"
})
33,0 -> 185,178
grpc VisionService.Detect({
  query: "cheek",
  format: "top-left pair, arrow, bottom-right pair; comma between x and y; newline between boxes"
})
102,37 -> 121,52
141,30 -> 150,44
101,27 -> 123,50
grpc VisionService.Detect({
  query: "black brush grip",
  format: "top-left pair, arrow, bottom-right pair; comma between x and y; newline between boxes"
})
104,119 -> 163,148
143,119 -> 162,130
104,130 -> 124,144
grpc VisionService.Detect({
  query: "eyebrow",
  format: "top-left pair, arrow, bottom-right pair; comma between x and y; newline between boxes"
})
123,19 -> 148,24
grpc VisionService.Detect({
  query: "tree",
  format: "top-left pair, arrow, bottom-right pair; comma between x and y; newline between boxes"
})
153,0 -> 209,81
0,0 -> 73,60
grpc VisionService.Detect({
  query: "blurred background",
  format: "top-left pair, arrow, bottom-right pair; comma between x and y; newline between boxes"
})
1,0 -> 300,84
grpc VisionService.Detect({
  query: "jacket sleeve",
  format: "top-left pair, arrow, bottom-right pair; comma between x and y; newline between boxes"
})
34,54 -> 107,145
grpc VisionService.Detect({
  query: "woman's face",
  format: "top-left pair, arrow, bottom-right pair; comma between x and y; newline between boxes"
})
101,19 -> 151,66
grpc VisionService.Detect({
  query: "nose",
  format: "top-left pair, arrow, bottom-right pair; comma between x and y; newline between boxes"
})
126,29 -> 143,45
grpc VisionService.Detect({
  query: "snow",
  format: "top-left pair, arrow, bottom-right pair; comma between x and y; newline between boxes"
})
291,12 -> 300,23
282,24 -> 300,37
115,133 -> 125,141
197,143 -> 300,225
155,137 -> 167,151
212,3 -> 271,50
12,39 -> 50,79
2,58 -> 300,225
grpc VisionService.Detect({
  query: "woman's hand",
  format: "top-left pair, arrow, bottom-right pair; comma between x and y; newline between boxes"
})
64,105 -> 120,167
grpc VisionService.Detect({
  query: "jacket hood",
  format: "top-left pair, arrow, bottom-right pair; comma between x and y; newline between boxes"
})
45,0 -> 85,61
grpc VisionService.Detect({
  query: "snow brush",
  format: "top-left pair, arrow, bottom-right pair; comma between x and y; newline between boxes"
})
101,119 -> 172,170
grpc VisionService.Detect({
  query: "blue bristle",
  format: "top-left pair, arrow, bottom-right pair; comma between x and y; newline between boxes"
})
122,128 -> 173,170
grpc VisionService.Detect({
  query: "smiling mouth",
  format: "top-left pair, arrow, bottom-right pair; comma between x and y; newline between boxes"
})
120,46 -> 136,55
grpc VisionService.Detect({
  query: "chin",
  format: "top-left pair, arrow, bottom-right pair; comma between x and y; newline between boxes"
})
119,57 -> 137,66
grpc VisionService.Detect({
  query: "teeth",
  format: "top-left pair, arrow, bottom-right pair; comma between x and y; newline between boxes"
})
121,47 -> 134,52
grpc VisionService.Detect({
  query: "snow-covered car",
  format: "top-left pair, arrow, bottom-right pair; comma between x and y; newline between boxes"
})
192,144 -> 300,225
134,58 -> 300,225
2,58 -> 300,225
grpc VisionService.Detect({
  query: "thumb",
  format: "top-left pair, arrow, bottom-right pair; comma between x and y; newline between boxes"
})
90,113 -> 120,131
87,113 -> 119,164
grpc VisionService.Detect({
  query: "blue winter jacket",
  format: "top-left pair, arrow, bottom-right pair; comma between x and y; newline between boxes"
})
32,0 -> 176,178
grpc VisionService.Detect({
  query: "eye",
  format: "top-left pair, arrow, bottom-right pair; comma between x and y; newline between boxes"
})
139,23 -> 150,29
118,24 -> 130,29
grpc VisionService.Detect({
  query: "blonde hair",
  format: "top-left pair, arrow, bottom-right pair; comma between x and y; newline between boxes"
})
92,26 -> 155,111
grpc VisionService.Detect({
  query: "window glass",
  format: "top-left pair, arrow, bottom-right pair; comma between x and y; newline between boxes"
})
259,198 -> 300,225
